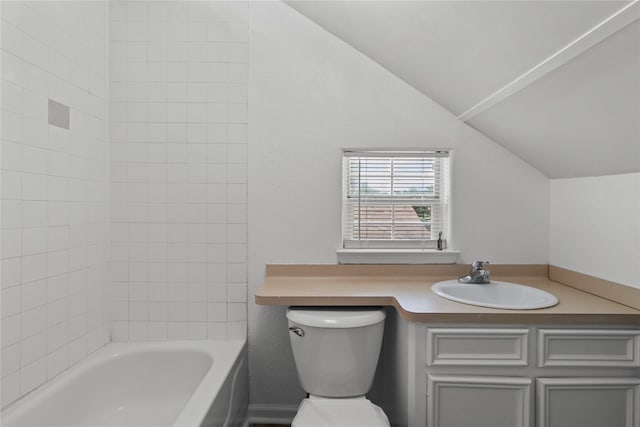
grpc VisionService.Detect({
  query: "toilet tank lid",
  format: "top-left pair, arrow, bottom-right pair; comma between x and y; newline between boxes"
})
286,307 -> 385,328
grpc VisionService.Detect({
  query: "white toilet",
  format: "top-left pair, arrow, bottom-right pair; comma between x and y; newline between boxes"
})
286,307 -> 390,427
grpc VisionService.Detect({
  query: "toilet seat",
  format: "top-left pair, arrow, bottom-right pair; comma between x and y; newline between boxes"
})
291,396 -> 390,427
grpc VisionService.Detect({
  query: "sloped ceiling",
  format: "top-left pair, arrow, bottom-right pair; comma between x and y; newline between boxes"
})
287,1 -> 640,179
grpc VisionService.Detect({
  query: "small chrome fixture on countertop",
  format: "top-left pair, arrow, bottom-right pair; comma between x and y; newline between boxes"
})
458,261 -> 490,284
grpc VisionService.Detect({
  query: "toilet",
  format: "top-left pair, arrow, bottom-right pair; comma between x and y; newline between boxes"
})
286,307 -> 390,427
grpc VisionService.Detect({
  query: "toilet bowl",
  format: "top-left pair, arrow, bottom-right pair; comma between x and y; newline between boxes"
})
286,307 -> 390,427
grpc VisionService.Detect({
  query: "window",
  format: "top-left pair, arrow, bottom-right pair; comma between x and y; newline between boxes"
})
341,149 -> 450,250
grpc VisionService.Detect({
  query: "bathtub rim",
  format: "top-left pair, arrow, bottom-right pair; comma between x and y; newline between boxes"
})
1,339 -> 246,427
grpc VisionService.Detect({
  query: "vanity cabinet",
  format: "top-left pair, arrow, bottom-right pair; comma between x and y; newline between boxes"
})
382,317 -> 640,427
425,328 -> 534,427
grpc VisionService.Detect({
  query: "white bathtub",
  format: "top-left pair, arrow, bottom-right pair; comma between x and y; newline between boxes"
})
1,340 -> 247,427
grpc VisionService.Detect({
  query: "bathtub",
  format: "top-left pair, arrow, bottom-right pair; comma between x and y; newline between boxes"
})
1,340 -> 247,427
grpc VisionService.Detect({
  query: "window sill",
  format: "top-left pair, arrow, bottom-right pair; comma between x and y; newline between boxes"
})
337,249 -> 460,265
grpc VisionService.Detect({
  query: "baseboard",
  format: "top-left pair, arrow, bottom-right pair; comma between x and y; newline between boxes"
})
247,403 -> 298,425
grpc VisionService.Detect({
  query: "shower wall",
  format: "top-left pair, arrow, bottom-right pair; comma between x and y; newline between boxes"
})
108,1 -> 248,341
1,1 -> 110,408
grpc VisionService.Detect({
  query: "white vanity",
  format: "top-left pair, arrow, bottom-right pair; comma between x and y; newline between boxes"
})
383,317 -> 640,427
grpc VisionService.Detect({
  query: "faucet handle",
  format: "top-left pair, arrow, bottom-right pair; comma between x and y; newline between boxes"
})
471,261 -> 489,271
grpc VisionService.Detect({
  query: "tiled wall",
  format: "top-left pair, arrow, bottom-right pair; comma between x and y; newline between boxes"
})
1,1 -> 110,407
108,1 -> 248,341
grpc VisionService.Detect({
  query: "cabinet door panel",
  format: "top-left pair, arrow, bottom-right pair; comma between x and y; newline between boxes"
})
536,377 -> 640,427
427,328 -> 529,366
428,375 -> 532,427
538,329 -> 640,367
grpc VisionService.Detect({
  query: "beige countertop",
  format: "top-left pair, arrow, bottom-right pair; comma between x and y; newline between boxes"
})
255,264 -> 640,324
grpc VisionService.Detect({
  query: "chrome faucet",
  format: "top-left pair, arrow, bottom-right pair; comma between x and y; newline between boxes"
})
458,261 -> 490,284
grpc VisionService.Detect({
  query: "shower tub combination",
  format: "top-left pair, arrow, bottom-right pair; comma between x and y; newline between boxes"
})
1,340 -> 247,427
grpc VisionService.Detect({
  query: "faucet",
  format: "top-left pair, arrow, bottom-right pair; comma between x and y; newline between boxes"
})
458,261 -> 490,284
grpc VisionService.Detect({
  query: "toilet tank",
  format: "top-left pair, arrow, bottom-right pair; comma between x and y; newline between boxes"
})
286,307 -> 385,398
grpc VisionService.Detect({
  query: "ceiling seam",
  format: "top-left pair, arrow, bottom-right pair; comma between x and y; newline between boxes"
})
457,0 -> 640,122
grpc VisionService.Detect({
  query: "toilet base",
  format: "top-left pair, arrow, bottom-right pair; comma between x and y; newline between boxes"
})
291,395 -> 390,427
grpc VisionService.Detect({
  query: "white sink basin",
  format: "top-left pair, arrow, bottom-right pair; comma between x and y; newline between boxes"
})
432,280 -> 558,310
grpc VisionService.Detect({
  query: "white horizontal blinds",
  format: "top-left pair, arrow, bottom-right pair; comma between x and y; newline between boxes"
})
343,150 -> 449,249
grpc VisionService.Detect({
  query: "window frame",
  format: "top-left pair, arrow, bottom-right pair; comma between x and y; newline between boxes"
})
338,149 -> 458,264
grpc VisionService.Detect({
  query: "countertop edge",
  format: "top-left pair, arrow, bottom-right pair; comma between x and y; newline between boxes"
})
255,264 -> 640,325
255,295 -> 640,325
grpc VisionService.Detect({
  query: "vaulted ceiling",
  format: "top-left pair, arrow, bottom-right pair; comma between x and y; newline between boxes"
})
287,1 -> 640,179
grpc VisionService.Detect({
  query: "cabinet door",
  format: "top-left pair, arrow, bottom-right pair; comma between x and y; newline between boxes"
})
537,377 -> 640,427
427,375 -> 532,427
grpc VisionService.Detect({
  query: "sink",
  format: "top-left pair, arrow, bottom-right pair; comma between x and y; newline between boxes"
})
431,280 -> 558,310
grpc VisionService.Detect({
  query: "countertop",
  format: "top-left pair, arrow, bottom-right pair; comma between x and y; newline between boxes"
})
255,264 -> 640,324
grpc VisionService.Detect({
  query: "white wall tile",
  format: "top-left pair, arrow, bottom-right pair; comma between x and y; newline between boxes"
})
67,337 -> 87,366
207,322 -> 227,340
22,227 -> 47,255
2,258 -> 22,289
207,302 -> 226,322
1,286 -> 21,319
129,322 -> 148,340
46,320 -> 68,352
187,322 -> 207,339
21,279 -> 46,312
1,111 -> 23,143
1,343 -> 21,381
2,228 -> 22,259
149,282 -> 168,301
207,283 -> 226,303
1,0 -> 110,407
0,141 -> 22,174
168,301 -> 187,321
167,322 -> 187,340
148,321 -> 167,341
2,313 -> 21,348
1,170 -> 22,200
46,346 -> 69,380
106,0 -> 248,344
1,18 -> 23,56
129,301 -> 148,321
22,172 -> 47,200
1,80 -> 22,114
20,358 -> 45,395
20,332 -> 45,367
187,302 -> 206,322
1,371 -> 20,408
21,201 -> 46,227
227,283 -> 247,303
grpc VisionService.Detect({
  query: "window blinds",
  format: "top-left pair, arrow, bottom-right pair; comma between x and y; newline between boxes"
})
342,150 -> 450,249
